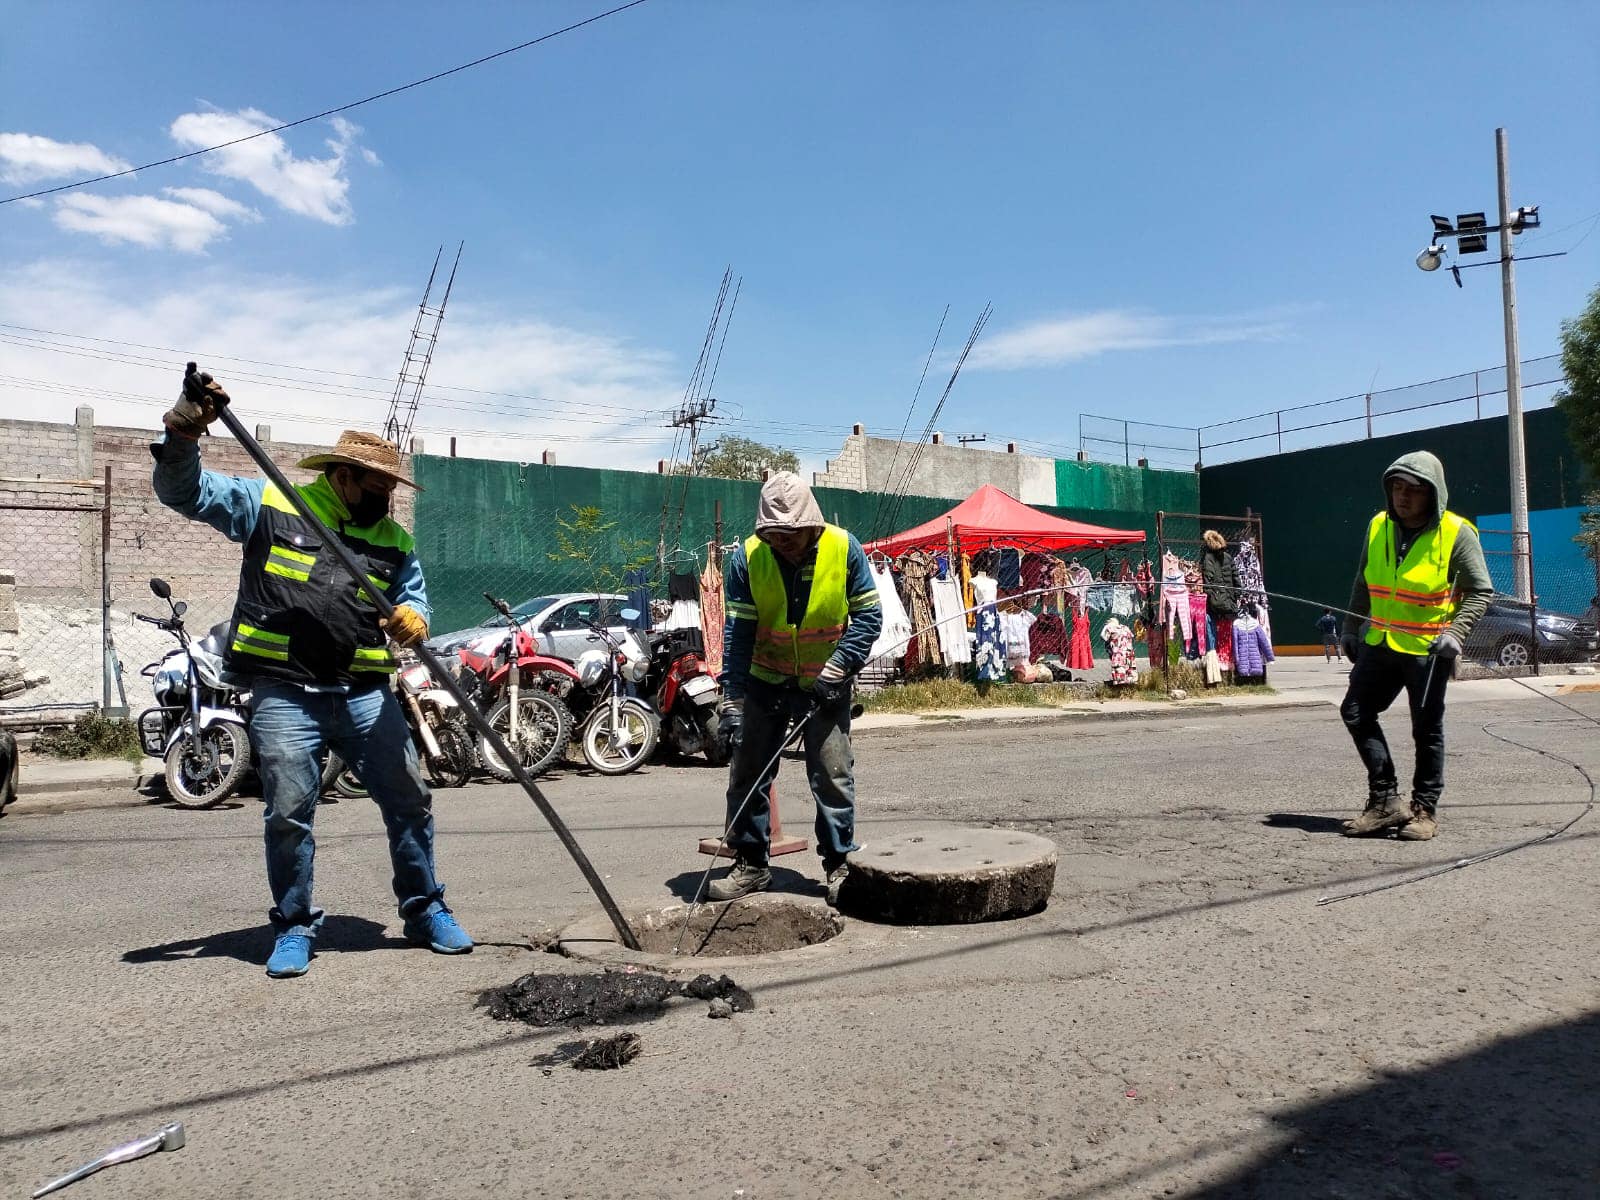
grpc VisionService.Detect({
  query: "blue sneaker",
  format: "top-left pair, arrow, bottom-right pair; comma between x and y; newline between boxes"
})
266,933 -> 312,978
403,909 -> 474,954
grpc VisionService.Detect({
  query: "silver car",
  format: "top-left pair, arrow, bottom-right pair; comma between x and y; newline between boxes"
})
424,592 -> 635,664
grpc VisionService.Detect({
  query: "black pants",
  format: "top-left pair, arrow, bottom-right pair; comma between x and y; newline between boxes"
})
1339,641 -> 1449,809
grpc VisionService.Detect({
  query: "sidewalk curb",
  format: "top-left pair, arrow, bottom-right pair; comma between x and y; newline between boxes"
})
853,698 -> 1330,735
23,770 -> 153,797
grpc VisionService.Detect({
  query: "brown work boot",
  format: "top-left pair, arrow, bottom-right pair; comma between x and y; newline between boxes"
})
1397,803 -> 1439,841
706,857 -> 771,902
1342,787 -> 1408,836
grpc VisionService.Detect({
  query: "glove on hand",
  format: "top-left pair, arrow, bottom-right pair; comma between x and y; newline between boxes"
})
1339,632 -> 1362,664
1430,631 -> 1463,660
164,367 -> 229,439
382,604 -> 429,647
811,661 -> 851,707
717,700 -> 744,757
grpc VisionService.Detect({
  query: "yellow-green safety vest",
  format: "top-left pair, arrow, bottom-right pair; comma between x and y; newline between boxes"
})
746,525 -> 850,688
1362,510 -> 1470,656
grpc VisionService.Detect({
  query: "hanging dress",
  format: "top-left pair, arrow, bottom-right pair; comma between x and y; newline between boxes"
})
867,562 -> 914,666
1102,618 -> 1138,685
900,551 -> 943,667
1068,610 -> 1094,670
971,573 -> 1006,682
698,558 -> 725,678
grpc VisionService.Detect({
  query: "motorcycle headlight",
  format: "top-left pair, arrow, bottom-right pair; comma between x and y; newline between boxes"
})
626,658 -> 649,684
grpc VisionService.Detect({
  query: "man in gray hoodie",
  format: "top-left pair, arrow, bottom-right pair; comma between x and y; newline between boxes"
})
709,473 -> 881,905
1339,451 -> 1493,840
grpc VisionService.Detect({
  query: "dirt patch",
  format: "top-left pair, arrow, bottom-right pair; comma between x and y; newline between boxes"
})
632,897 -> 843,956
478,969 -> 753,1027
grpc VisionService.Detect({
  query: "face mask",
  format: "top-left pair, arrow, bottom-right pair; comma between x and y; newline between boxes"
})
339,476 -> 391,526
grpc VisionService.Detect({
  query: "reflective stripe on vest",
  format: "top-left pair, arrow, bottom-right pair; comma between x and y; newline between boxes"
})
747,525 -> 850,688
1363,510 -> 1469,656
351,646 -> 397,674
231,623 -> 291,662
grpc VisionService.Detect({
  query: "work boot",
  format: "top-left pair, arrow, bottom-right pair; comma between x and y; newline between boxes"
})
825,861 -> 850,908
403,908 -> 475,954
1342,787 -> 1408,836
707,857 -> 771,902
1397,802 -> 1439,841
266,933 -> 312,978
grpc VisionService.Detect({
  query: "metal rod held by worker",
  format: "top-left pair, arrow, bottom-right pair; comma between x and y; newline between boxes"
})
196,365 -> 640,951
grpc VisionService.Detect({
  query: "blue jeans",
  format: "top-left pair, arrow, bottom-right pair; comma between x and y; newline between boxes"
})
724,679 -> 859,870
249,680 -> 446,938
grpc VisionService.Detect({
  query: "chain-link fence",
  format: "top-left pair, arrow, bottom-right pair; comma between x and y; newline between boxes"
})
1469,528 -> 1599,677
0,479 -> 109,724
1155,511 -> 1269,689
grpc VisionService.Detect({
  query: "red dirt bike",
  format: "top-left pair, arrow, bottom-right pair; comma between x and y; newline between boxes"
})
645,629 -> 727,766
457,594 -> 576,780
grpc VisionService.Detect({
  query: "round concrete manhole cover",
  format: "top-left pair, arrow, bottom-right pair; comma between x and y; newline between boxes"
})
840,828 -> 1058,924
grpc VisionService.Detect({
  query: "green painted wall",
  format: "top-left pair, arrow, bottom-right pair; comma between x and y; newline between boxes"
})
1198,406 -> 1590,641
1055,459 -> 1200,516
412,457 -> 1170,634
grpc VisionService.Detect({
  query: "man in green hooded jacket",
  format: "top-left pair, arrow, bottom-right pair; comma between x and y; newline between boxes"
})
1339,451 -> 1493,840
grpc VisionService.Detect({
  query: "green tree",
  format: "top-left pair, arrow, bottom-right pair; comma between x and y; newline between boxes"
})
683,436 -> 801,481
1555,282 -> 1600,481
546,505 -> 653,595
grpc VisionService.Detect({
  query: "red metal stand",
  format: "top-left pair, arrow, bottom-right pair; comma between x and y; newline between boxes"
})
698,783 -> 809,858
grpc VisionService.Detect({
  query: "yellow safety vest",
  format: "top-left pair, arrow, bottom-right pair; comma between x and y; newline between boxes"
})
1363,510 -> 1469,656
746,525 -> 849,688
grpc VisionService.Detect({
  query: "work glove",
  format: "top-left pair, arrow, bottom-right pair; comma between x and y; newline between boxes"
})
717,700 -> 744,757
811,661 -> 852,708
1339,632 -> 1362,664
164,366 -> 228,439
382,603 -> 429,647
1430,631 -> 1463,660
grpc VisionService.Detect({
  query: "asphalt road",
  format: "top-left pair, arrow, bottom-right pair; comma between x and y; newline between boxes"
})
2,686 -> 1598,1198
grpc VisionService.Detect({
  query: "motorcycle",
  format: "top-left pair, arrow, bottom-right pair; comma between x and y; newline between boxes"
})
135,578 -> 252,807
459,594 -> 576,781
322,651 -> 476,798
645,628 -> 727,765
560,615 -> 659,776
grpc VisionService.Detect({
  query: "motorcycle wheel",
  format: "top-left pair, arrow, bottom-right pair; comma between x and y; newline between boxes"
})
698,708 -> 730,767
480,693 -> 572,781
580,698 -> 660,776
426,723 -> 476,789
164,723 -> 251,808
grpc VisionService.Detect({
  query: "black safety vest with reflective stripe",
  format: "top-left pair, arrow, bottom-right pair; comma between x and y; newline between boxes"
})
227,475 -> 412,687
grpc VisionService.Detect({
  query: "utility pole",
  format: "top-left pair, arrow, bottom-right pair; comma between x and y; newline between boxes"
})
1496,128 -> 1532,602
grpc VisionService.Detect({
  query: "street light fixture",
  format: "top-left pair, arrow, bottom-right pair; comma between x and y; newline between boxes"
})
1414,128 -> 1545,602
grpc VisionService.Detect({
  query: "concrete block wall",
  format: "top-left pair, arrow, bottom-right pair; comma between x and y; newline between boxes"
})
813,431 -> 1058,506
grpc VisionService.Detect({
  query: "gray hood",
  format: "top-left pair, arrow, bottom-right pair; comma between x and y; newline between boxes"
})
1382,450 -> 1448,525
755,471 -> 825,533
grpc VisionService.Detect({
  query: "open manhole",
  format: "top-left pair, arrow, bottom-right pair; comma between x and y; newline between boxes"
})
557,893 -> 860,970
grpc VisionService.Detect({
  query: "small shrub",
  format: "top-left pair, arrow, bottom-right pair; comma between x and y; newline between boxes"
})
32,712 -> 144,761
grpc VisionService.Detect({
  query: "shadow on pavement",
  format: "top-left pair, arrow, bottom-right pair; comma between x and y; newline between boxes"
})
1179,1011 -> 1600,1199
121,915 -> 404,965
1262,813 -> 1349,834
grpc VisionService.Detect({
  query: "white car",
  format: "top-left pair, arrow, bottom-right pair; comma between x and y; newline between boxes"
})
424,592 -> 635,664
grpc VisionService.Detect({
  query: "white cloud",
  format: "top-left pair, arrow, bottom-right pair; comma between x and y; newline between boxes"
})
162,187 -> 261,223
52,194 -> 229,253
168,108 -> 363,225
969,309 -> 1294,370
0,132 -> 131,186
0,261 -> 685,470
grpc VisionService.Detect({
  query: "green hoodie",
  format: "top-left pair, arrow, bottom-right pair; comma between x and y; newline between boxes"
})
1342,450 -> 1494,642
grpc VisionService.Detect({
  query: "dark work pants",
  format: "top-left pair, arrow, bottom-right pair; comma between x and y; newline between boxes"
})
1339,641 -> 1449,809
723,679 -> 859,871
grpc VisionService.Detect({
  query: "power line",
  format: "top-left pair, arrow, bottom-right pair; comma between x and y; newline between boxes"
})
0,0 -> 655,206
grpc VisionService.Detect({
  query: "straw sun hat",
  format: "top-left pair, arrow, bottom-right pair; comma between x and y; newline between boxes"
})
297,430 -> 421,490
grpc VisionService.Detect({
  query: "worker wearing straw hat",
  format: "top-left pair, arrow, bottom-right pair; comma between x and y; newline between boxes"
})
152,372 -> 472,978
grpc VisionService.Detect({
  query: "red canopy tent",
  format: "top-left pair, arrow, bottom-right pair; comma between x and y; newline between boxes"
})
864,484 -> 1145,558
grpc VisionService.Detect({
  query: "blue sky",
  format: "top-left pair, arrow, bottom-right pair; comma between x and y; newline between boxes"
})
2,1 -> 1596,473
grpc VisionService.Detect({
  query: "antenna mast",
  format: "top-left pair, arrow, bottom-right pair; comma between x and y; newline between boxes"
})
382,242 -> 462,448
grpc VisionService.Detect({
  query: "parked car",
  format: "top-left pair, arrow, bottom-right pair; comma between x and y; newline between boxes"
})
424,592 -> 634,663
1462,594 -> 1599,667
